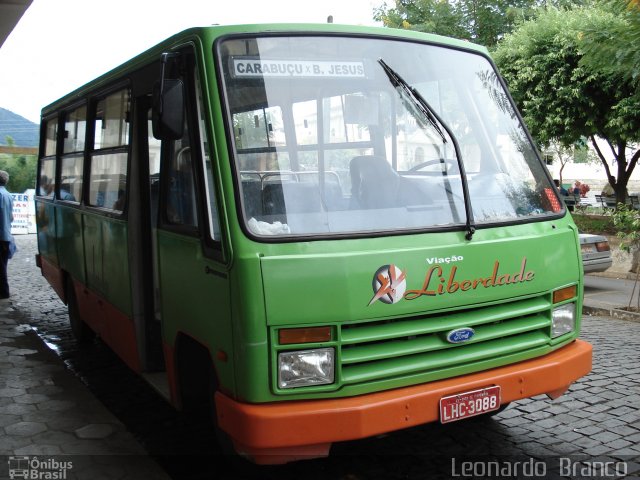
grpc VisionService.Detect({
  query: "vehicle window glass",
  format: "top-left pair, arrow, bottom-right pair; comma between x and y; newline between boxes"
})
165,119 -> 198,228
88,153 -> 127,210
148,113 -> 162,226
94,90 -> 130,149
60,156 -> 83,202
293,100 -> 317,145
38,158 -> 56,198
89,88 -> 130,212
233,106 -> 284,151
324,94 -> 371,144
195,73 -> 221,241
63,105 -> 87,153
220,36 -> 558,238
44,118 -> 57,156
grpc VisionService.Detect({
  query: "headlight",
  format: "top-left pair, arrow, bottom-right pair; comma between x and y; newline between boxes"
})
278,348 -> 335,389
552,303 -> 576,338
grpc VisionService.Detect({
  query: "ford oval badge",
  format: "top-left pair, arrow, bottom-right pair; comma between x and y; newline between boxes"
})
446,327 -> 475,344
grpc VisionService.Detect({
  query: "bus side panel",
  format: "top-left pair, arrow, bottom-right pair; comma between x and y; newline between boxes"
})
99,294 -> 141,372
40,255 -> 65,303
81,213 -> 138,371
74,280 -> 105,335
72,278 -> 141,372
55,206 -> 86,284
83,214 -> 104,295
228,253 -> 270,402
99,218 -> 132,316
36,200 -> 58,264
83,213 -> 132,315
156,231 -> 236,396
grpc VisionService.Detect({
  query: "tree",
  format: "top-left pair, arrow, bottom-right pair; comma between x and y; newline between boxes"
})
546,143 -> 585,185
581,0 -> 640,83
374,0 -> 468,41
493,7 -> 640,206
612,204 -> 640,281
372,0 -> 583,48
0,136 -> 37,193
545,139 -> 596,186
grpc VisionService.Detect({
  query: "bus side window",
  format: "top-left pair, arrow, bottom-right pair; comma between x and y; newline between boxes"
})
194,72 -> 221,243
165,118 -> 198,228
38,117 -> 58,198
89,89 -> 130,212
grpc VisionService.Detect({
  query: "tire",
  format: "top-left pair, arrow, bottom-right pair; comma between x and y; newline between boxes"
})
66,278 -> 94,343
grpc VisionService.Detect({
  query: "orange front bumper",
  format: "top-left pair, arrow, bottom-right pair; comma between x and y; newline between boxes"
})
216,339 -> 592,464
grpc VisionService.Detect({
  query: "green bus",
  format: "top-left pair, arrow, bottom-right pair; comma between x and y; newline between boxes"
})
36,24 -> 592,464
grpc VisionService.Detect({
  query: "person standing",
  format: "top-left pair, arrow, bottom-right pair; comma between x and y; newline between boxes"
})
554,179 -> 569,196
0,171 -> 14,299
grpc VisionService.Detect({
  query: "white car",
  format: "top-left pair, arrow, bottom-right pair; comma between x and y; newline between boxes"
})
579,233 -> 612,273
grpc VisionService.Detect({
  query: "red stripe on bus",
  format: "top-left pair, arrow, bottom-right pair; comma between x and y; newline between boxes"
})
40,260 -> 141,372
70,279 -> 141,373
40,256 -> 66,303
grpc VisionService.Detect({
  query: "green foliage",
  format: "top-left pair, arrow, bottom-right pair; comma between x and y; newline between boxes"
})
0,135 -> 37,193
374,0 -> 469,41
580,0 -> 640,83
373,0 -> 586,47
0,154 -> 38,193
493,7 -> 640,205
494,8 -> 638,146
612,204 -> 640,252
572,142 -> 598,164
572,213 -> 617,235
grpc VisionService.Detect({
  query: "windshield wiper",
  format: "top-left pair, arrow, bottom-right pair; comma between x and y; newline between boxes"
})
378,58 -> 476,240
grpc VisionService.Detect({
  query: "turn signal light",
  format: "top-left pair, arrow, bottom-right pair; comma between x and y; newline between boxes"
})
279,326 -> 332,345
553,285 -> 577,304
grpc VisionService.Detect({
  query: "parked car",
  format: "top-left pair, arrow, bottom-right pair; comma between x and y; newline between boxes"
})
579,233 -> 612,273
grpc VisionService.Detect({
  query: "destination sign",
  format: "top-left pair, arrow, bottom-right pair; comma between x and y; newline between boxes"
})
230,57 -> 366,79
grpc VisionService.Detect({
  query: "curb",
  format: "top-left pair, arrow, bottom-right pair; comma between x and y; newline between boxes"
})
583,305 -> 640,323
586,271 -> 639,281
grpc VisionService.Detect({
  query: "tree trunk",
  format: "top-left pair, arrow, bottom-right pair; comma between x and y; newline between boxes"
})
589,137 -> 640,209
614,181 -> 628,206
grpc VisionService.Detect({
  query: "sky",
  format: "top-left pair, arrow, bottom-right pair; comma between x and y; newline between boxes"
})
0,0 -> 381,123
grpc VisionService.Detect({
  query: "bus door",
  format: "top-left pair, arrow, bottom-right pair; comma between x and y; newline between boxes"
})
152,49 -> 233,403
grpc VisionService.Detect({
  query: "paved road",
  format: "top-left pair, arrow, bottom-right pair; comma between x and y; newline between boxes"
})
584,274 -> 640,312
4,235 -> 640,479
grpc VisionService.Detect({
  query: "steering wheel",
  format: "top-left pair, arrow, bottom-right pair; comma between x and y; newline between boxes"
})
407,158 -> 456,173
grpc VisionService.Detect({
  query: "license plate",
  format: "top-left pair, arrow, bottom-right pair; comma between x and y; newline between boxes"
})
581,244 -> 594,253
439,386 -> 501,423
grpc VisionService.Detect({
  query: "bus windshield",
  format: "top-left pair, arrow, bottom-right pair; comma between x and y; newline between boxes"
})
219,35 -> 559,238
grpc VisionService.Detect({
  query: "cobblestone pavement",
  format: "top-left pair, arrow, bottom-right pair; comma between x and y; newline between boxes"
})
0,239 -> 172,479
3,235 -> 640,479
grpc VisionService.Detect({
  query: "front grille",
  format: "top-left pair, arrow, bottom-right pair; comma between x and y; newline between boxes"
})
339,295 -> 552,386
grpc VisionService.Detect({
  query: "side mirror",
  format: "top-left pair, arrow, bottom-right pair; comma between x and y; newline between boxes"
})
152,78 -> 185,140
